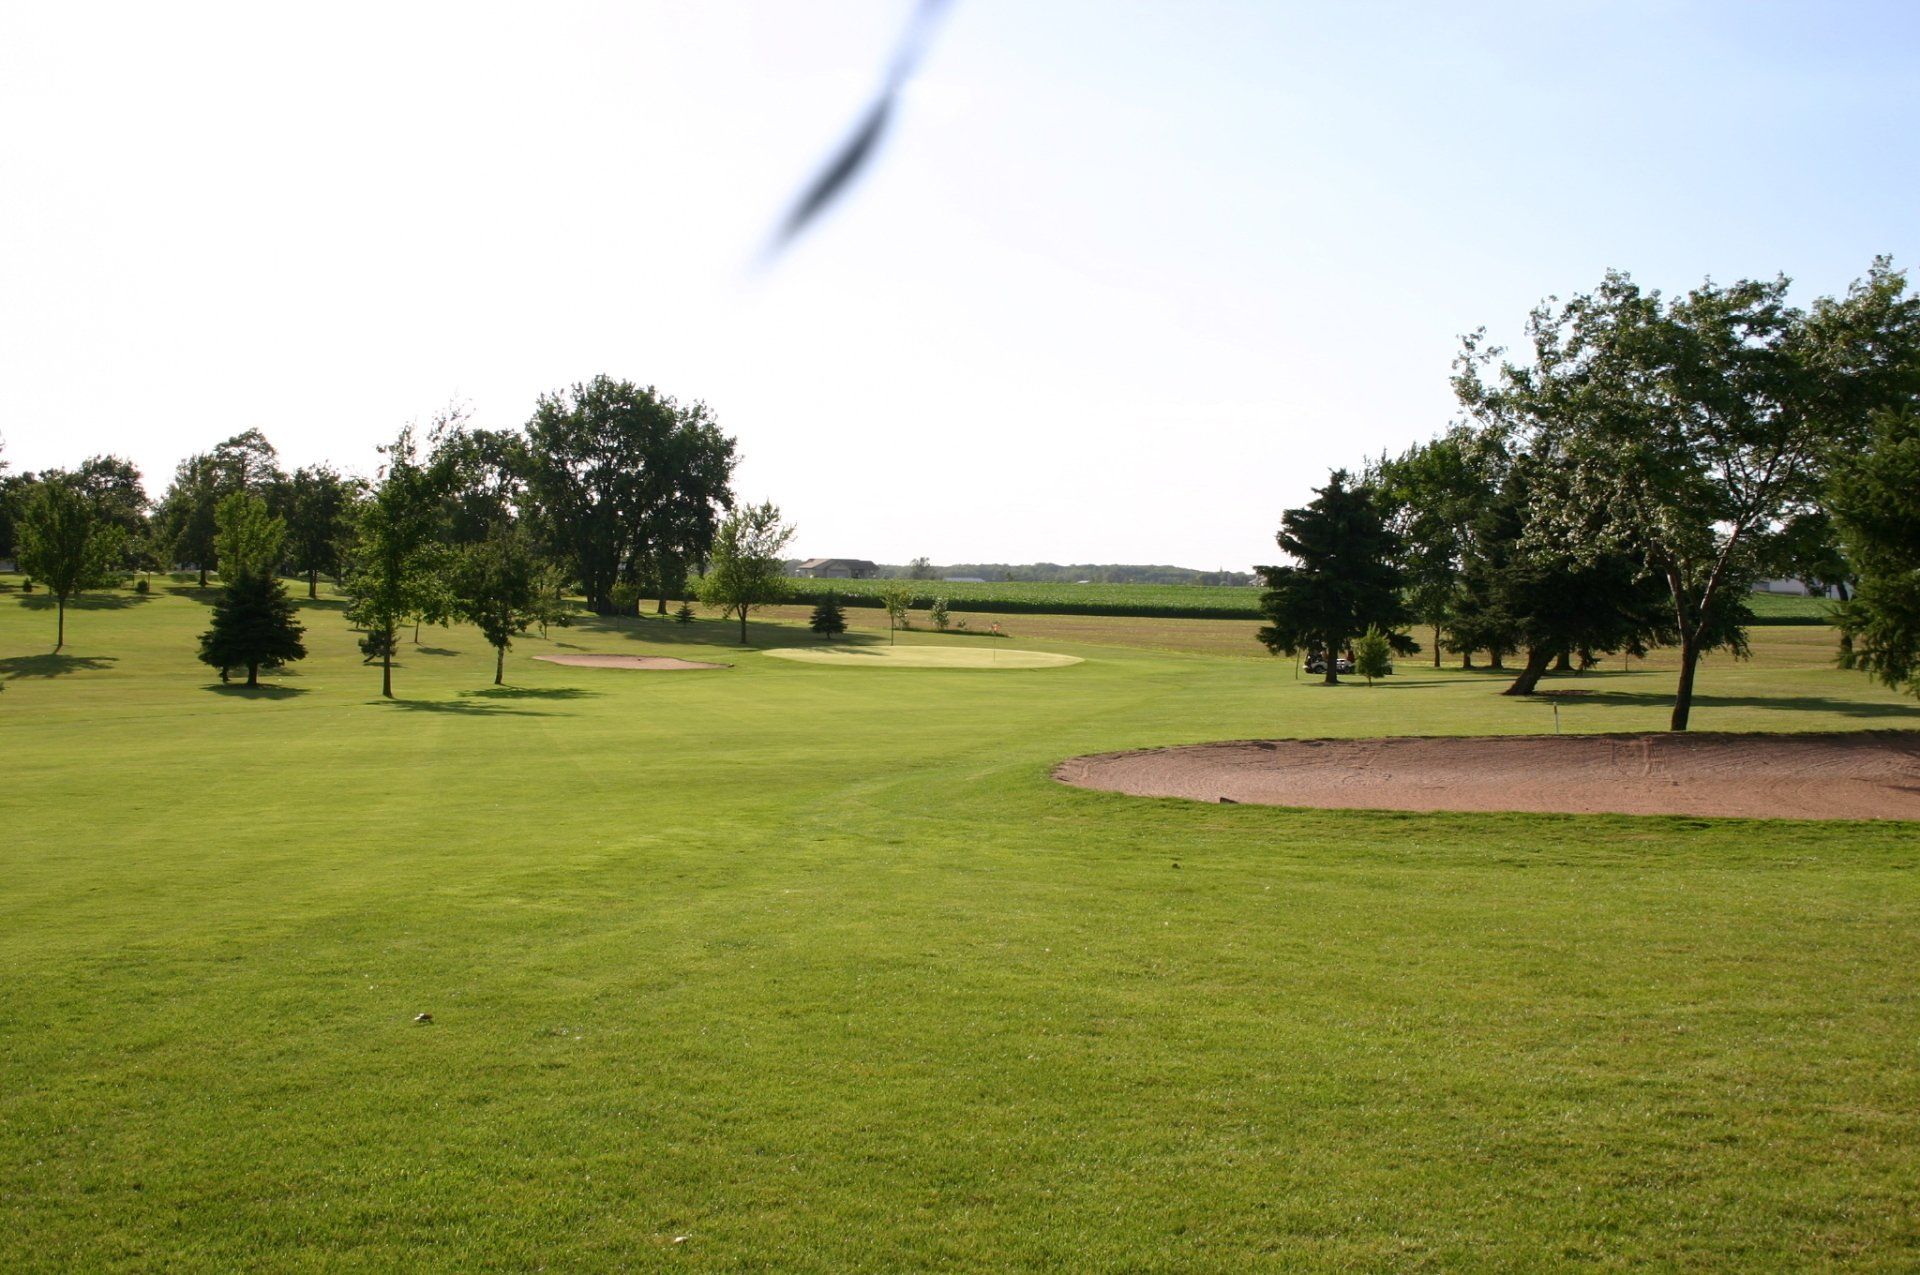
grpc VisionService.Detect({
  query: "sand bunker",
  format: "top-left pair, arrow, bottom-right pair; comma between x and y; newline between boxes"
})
1054,732 -> 1920,820
534,654 -> 728,671
763,646 -> 1082,669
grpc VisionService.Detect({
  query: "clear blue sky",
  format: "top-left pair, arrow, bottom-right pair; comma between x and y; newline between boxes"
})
2,1 -> 1915,569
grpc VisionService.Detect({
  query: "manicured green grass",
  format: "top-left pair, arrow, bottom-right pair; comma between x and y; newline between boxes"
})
762,645 -> 1082,669
4,578 -> 1919,1271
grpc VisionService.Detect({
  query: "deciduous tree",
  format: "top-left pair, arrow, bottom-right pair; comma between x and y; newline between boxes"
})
698,502 -> 794,643
16,478 -> 125,650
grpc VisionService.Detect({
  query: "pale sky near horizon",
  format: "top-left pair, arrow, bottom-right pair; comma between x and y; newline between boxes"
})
3,2 -> 1916,570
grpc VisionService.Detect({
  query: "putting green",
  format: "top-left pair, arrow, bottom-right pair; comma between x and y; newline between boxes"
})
763,644 -> 1083,669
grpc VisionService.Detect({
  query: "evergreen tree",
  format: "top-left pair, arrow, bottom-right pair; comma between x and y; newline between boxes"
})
1256,470 -> 1416,684
674,600 -> 696,625
198,571 -> 306,687
809,592 -> 847,638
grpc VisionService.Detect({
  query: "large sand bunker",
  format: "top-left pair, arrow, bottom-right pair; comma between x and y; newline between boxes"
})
534,654 -> 728,671
764,646 -> 1082,669
1054,732 -> 1920,820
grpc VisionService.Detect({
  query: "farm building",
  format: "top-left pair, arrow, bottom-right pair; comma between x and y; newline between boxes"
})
794,558 -> 878,579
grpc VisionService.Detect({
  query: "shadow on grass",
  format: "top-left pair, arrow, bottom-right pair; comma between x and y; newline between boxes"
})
1564,689 -> 1920,720
376,697 -> 556,716
162,585 -> 219,605
571,612 -> 886,652
204,683 -> 309,699
295,596 -> 349,612
15,591 -> 153,611
1,653 -> 118,679
412,646 -> 462,657
460,685 -> 599,701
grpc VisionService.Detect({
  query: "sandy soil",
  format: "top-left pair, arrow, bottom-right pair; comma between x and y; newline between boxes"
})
1054,732 -> 1920,820
534,654 -> 728,670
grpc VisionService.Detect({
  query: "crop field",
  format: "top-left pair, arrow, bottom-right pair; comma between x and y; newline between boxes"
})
4,578 -> 1918,1270
786,576 -> 1839,625
784,576 -> 1266,618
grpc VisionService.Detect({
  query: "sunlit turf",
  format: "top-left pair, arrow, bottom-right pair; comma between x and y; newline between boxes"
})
761,644 -> 1082,669
3,577 -> 1918,1270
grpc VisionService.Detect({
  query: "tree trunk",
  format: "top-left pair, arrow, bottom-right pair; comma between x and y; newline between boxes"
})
495,644 -> 505,685
55,596 -> 65,652
413,619 -> 421,643
382,630 -> 394,698
1461,650 -> 1473,670
1488,648 -> 1504,671
1502,645 -> 1555,696
1322,641 -> 1338,686
246,661 -> 259,688
308,569 -> 318,599
739,607 -> 749,644
1670,636 -> 1701,732
198,566 -> 208,587
1432,625 -> 1442,668
1553,649 -> 1573,673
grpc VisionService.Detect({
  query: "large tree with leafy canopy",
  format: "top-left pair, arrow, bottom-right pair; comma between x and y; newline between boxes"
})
1371,427 -> 1498,666
16,478 -> 125,651
522,377 -> 738,615
1832,408 -> 1920,697
1256,469 -> 1416,685
1455,260 -> 1920,729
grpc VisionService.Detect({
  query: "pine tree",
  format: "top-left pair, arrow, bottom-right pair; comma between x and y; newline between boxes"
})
674,600 -> 696,625
1256,470 -> 1416,684
809,591 -> 847,638
199,572 -> 306,687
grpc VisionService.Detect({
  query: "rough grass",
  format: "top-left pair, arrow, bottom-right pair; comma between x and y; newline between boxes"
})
3,577 -> 1918,1271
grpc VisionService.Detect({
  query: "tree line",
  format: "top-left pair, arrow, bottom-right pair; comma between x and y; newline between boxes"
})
2,376 -> 801,693
1257,259 -> 1920,730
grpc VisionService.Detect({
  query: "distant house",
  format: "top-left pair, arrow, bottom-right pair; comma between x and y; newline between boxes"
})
1752,578 -> 1846,599
794,558 -> 877,580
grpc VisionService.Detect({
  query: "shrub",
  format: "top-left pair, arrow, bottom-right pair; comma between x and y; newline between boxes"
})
674,601 -> 696,625
1353,626 -> 1393,686
930,596 -> 950,632
134,577 -> 150,594
609,581 -> 642,616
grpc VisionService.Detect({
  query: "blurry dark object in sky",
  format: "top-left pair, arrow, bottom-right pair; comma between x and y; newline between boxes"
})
769,0 -> 953,255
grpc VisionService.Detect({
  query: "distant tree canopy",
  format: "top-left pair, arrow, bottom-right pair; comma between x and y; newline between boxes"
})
155,429 -> 285,585
1257,470 -> 1415,685
282,463 -> 359,597
523,377 -> 737,615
